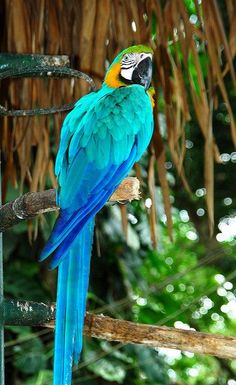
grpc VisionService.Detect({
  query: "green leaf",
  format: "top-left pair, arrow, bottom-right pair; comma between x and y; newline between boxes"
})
13,336 -> 47,374
24,370 -> 53,385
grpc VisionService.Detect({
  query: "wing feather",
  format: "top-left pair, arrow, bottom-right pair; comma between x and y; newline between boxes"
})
41,85 -> 153,265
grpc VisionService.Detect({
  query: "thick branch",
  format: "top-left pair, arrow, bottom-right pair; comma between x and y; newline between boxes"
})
84,315 -> 236,360
0,177 -> 140,232
2,300 -> 236,360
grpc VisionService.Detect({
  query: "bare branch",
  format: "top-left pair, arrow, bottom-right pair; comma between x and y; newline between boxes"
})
3,299 -> 236,360
0,177 -> 140,232
83,314 -> 236,360
0,190 -> 57,232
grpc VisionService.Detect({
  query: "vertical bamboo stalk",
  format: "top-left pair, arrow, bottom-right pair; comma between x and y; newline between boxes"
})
0,152 -> 4,385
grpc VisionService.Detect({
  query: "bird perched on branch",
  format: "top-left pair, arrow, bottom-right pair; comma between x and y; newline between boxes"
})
40,45 -> 154,385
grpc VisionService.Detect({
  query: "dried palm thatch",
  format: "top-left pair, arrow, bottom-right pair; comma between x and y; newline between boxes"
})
0,0 -> 235,240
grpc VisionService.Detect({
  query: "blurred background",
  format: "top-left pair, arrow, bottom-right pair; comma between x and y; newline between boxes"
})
1,0 -> 236,384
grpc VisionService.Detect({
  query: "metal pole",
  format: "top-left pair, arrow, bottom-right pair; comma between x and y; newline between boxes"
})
0,152 -> 4,385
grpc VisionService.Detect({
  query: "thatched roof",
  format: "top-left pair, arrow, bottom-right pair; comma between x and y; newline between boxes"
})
1,0 -> 235,238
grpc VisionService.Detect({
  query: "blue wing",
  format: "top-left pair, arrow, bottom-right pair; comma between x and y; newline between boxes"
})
40,84 -> 153,267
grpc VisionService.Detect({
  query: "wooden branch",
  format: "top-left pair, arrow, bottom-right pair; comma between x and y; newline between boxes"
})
82,314 -> 236,360
0,177 -> 140,232
3,300 -> 236,360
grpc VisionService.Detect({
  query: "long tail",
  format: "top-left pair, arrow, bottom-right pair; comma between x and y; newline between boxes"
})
53,218 -> 95,385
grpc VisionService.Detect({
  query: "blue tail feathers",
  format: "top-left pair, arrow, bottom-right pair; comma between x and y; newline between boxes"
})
52,219 -> 94,385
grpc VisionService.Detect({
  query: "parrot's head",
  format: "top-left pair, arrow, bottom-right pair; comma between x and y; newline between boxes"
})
104,45 -> 153,90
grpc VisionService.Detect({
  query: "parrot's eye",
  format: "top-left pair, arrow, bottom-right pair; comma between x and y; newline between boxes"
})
123,54 -> 129,61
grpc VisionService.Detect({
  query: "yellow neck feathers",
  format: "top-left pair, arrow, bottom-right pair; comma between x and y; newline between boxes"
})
104,63 -> 125,88
147,87 -> 155,109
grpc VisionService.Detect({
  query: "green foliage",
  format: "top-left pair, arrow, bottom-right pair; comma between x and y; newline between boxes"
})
24,370 -> 53,385
13,335 -> 47,374
84,342 -> 126,383
4,162 -> 236,385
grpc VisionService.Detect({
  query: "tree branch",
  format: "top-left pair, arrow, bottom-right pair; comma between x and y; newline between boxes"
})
0,177 -> 140,232
3,299 -> 236,360
84,314 -> 236,360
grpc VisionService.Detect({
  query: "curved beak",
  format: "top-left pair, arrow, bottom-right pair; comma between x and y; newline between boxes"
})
132,55 -> 153,90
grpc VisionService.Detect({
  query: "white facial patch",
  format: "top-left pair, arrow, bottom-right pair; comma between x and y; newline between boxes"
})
120,66 -> 133,81
120,52 -> 152,81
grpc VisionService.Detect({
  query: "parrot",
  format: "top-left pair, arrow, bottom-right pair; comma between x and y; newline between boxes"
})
40,44 -> 154,385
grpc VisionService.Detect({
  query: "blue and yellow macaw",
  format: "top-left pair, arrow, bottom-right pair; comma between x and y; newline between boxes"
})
40,45 -> 154,385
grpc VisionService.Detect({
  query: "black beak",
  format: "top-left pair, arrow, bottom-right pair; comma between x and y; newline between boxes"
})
132,57 -> 152,90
